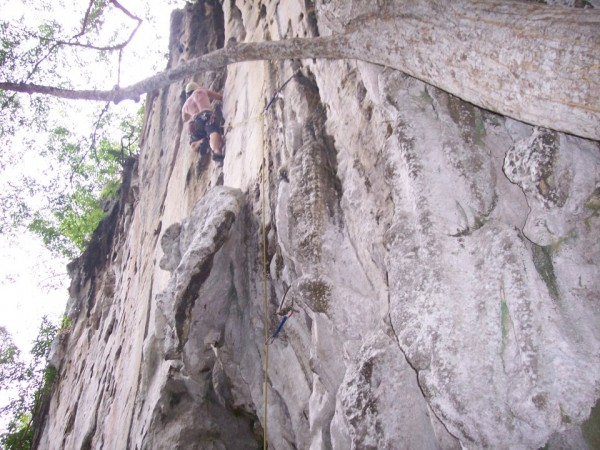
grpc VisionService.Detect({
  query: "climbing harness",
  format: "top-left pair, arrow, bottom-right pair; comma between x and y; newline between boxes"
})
190,106 -> 223,147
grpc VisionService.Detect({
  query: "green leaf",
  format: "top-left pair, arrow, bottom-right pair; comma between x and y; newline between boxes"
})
0,318 -> 59,450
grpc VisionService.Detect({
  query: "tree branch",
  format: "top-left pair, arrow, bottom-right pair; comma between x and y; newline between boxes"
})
1,1 -> 599,140
73,0 -> 96,39
109,0 -> 141,23
70,102 -> 111,185
11,7 -> 142,53
0,35 -> 353,102
24,44 -> 61,83
50,25 -> 142,52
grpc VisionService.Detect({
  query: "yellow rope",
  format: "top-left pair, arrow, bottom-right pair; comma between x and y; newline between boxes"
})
225,67 -> 282,448
222,113 -> 263,130
223,75 -> 270,448
260,106 -> 269,450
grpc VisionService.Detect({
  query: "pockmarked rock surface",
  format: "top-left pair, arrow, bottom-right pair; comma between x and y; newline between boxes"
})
36,1 -> 600,449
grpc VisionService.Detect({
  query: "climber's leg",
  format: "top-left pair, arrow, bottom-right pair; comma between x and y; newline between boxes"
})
209,131 -> 224,160
190,139 -> 204,153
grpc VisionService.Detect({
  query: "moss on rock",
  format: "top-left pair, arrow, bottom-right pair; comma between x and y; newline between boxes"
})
298,278 -> 331,314
582,399 -> 600,449
532,244 -> 559,302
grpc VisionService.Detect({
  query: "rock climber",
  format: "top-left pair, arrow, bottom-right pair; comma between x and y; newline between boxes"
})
182,81 -> 224,161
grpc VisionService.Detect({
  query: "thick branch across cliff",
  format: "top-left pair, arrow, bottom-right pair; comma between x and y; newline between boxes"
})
0,35 -> 351,103
2,0 -> 599,140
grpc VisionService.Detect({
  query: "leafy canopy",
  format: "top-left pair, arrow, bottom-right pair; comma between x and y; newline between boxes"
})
26,105 -> 143,258
0,317 -> 63,449
0,1 -> 181,257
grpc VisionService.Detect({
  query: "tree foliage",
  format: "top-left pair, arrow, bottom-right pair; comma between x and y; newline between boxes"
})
2,104 -> 143,258
0,1 -> 175,258
0,0 -> 115,169
0,327 -> 24,389
0,318 -> 59,450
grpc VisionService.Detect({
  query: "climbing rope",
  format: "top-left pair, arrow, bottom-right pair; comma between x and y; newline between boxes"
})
222,113 -> 262,131
260,74 -> 269,450
260,69 -> 303,449
218,68 -> 299,449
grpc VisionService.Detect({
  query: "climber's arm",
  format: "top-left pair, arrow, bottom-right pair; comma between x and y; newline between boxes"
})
182,100 -> 192,123
206,89 -> 223,101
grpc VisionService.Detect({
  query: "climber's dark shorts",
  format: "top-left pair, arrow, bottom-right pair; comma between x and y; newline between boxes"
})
189,110 -> 222,143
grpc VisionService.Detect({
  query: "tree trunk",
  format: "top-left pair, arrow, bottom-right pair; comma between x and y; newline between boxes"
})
346,0 -> 600,140
1,0 -> 598,139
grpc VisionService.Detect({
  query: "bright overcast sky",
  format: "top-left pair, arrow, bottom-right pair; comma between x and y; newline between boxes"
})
0,0 -> 184,356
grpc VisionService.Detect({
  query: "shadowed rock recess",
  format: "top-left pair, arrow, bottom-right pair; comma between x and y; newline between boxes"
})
35,1 -> 599,449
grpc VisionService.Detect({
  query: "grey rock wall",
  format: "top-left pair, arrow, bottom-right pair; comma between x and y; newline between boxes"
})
36,1 -> 599,449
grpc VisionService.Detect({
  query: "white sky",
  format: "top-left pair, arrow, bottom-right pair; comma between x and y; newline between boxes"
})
0,1 -> 185,419
0,238 -> 67,352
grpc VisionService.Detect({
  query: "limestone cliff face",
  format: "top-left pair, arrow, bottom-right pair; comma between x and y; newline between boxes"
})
36,1 -> 600,449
